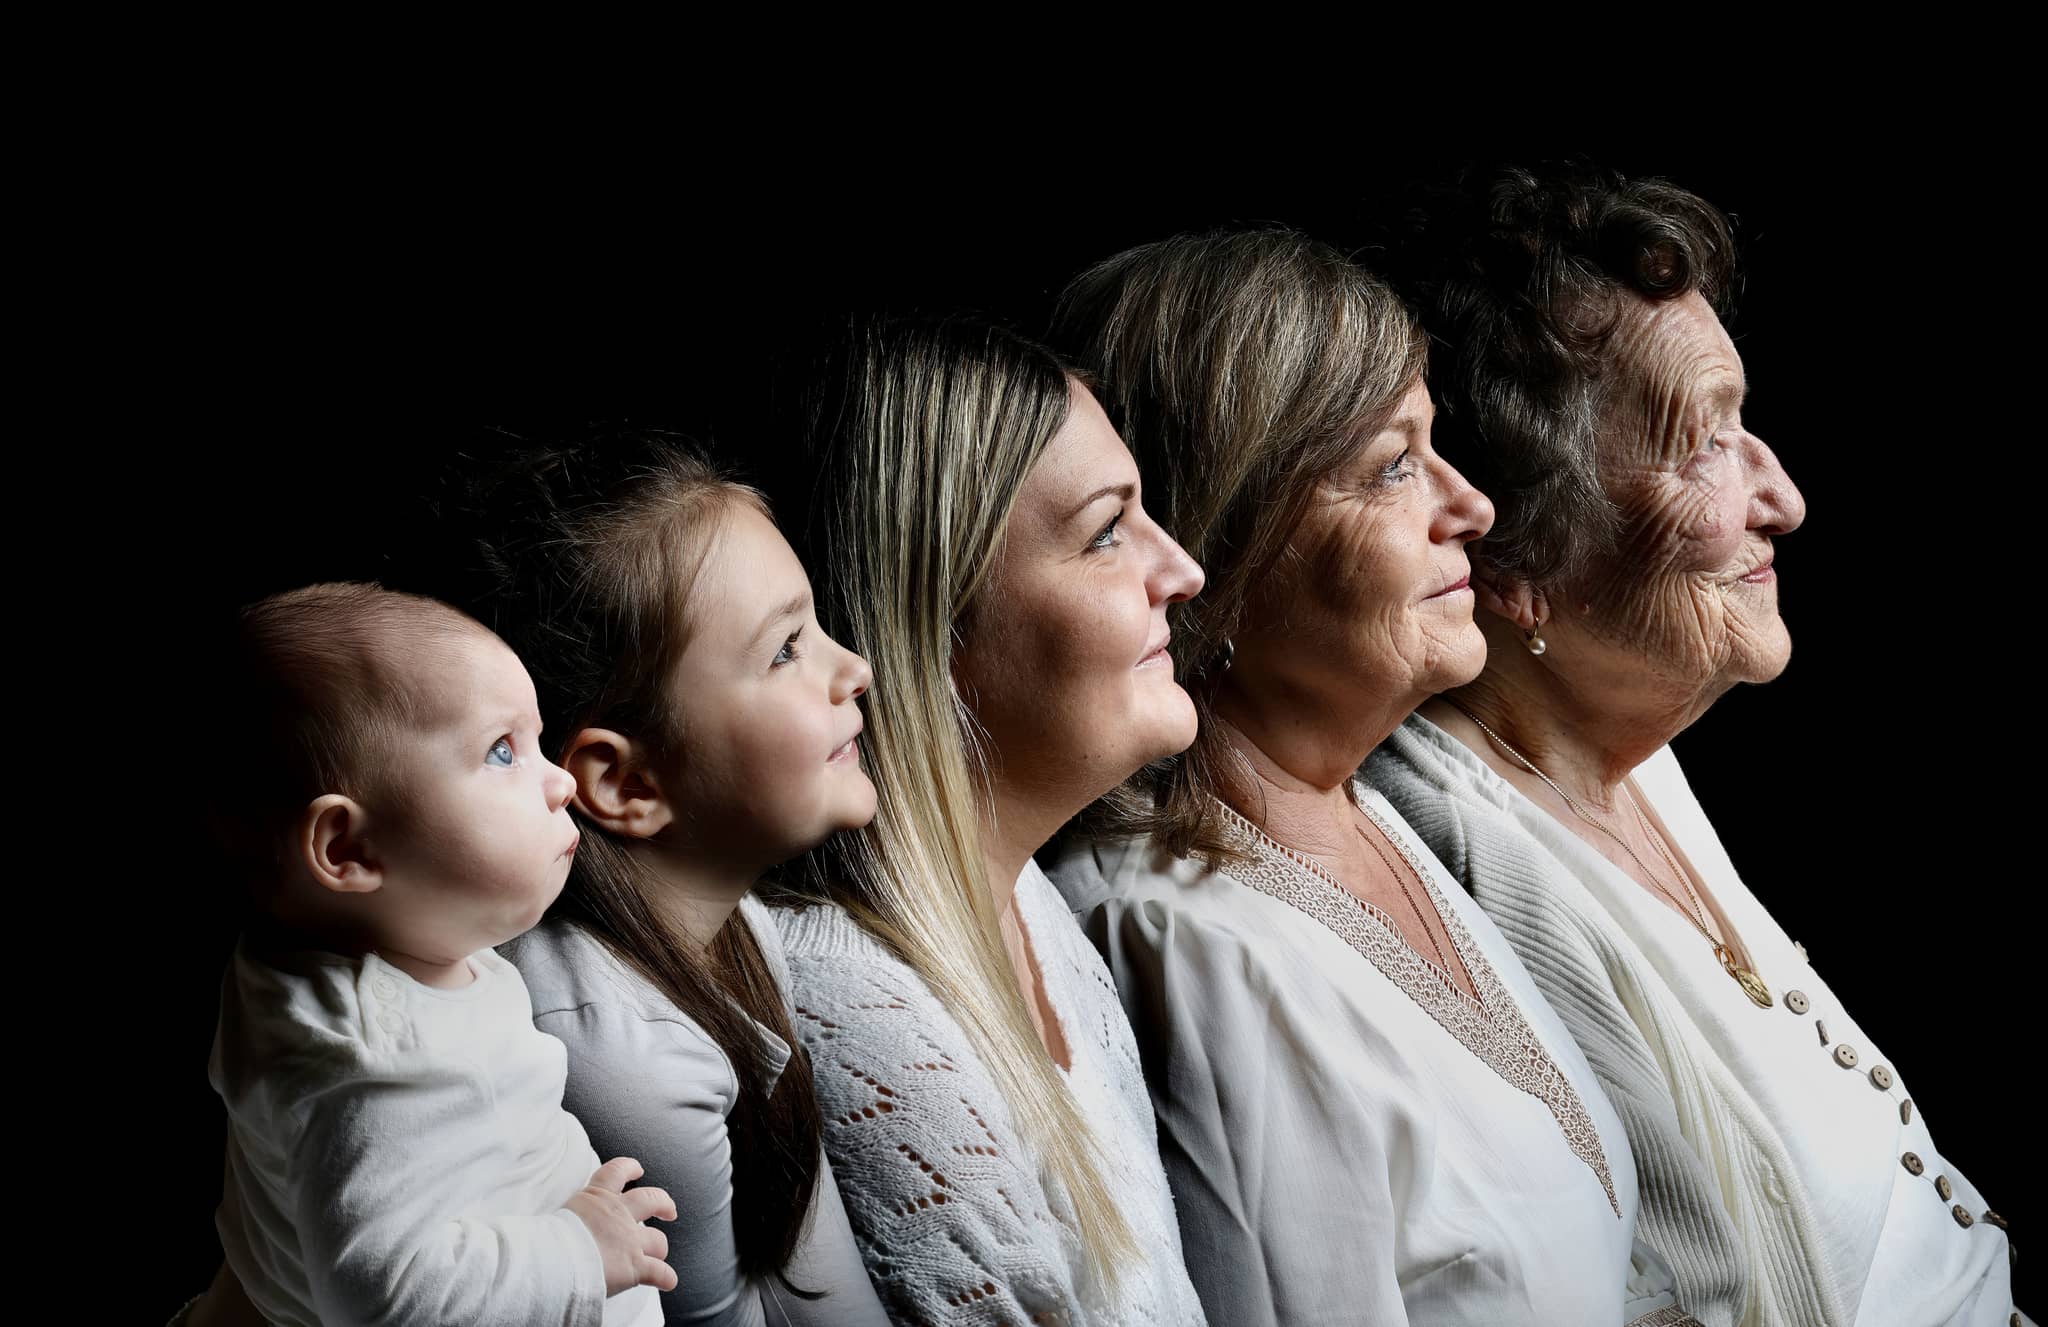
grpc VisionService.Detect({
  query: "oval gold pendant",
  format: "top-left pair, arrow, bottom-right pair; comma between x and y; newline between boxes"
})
1733,965 -> 1774,1008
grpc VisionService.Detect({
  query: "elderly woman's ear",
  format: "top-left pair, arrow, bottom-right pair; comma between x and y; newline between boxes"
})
1473,573 -> 1546,635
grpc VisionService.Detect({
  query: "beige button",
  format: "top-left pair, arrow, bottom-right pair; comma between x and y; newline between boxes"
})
1869,1064 -> 1895,1090
1983,1209 -> 2009,1231
1833,1043 -> 1860,1069
2009,1312 -> 2020,1327
1936,1175 -> 1954,1201
1902,1151 -> 1924,1175
1785,990 -> 1811,1014
1816,1019 -> 1830,1045
1953,1204 -> 1974,1228
1901,1099 -> 1914,1125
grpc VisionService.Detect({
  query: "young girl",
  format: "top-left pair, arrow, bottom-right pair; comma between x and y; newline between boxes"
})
469,434 -> 890,1327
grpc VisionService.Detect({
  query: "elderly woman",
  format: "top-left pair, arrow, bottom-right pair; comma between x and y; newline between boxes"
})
1047,229 -> 1696,1326
1362,165 -> 2023,1327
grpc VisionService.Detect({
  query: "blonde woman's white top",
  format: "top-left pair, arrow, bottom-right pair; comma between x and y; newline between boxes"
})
1368,714 -> 2021,1327
1049,782 -> 1694,1327
774,861 -> 1207,1327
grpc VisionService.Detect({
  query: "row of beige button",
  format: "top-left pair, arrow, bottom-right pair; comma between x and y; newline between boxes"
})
1784,985 -> 2016,1292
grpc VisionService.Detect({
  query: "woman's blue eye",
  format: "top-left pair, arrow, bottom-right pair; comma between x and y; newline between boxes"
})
486,737 -> 515,768
773,628 -> 803,668
1379,449 -> 1414,484
1089,513 -> 1124,550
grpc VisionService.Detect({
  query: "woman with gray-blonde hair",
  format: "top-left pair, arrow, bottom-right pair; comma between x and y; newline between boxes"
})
1047,228 -> 1696,1326
1363,165 -> 2022,1326
765,315 -> 1210,1326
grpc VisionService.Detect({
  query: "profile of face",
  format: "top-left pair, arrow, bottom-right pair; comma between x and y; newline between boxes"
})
1237,377 -> 1496,714
1576,291 -> 1807,689
953,379 -> 1205,810
368,631 -> 582,962
660,503 -> 876,866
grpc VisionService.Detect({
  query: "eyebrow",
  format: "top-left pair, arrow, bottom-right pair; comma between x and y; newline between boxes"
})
1703,370 -> 1749,410
752,591 -> 811,647
1068,482 -> 1135,523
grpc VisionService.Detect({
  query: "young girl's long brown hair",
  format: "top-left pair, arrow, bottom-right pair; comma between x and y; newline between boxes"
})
458,429 -> 823,1282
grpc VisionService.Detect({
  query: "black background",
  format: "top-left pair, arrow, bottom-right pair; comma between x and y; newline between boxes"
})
127,139 -> 2036,1316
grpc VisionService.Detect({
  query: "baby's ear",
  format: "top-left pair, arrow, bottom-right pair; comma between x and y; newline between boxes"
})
1473,571 -> 1547,634
562,728 -> 673,840
298,795 -> 384,895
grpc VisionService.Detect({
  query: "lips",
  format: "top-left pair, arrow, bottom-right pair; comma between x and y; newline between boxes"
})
828,717 -> 864,763
1425,573 -> 1471,601
1136,629 -> 1172,669
559,832 -> 580,860
1739,553 -> 1776,584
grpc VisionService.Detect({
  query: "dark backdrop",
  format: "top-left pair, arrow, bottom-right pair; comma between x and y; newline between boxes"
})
132,144 -> 2035,1314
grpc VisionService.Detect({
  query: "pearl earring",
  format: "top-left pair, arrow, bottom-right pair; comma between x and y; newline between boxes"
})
1524,627 -> 1547,656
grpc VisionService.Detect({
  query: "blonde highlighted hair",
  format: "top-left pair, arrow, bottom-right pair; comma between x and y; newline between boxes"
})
777,316 -> 1135,1280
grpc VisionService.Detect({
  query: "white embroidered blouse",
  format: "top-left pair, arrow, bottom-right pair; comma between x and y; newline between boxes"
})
1048,781 -> 1693,1327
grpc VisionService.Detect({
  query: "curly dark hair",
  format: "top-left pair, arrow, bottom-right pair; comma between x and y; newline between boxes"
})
1376,162 -> 1738,590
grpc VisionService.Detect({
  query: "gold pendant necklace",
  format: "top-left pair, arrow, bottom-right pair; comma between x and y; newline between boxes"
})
1448,703 -> 1773,1009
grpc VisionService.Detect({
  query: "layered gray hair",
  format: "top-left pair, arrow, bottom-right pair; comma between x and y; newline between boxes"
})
1054,228 -> 1427,862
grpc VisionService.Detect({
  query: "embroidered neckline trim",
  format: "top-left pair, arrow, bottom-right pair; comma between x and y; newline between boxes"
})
1212,793 -> 1620,1216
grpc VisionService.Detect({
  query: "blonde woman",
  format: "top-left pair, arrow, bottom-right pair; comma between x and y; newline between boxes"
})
1048,231 -> 1695,1326
766,316 -> 1210,1326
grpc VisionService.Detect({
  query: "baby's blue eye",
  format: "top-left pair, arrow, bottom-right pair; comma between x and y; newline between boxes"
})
486,737 -> 515,767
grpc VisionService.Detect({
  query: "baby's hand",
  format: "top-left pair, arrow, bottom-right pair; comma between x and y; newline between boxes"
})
564,1157 -> 678,1298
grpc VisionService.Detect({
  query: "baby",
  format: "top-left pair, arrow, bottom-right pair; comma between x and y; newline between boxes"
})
206,583 -> 674,1326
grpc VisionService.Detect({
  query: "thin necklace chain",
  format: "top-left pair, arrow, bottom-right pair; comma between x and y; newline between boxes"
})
1447,703 -> 1724,952
1351,816 -> 1455,974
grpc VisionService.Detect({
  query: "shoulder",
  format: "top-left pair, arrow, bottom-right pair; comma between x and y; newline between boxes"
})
500,917 -> 662,1019
212,943 -> 382,1100
500,920 -> 728,1070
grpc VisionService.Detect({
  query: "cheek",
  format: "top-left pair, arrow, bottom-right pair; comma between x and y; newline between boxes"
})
969,577 -> 1150,738
1626,459 -> 1746,575
1289,505 -> 1417,650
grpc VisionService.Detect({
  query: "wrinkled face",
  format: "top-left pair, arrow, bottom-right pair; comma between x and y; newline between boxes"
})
374,631 -> 581,960
662,504 -> 875,867
953,379 -> 1206,811
1240,377 -> 1496,710
1578,292 -> 1807,690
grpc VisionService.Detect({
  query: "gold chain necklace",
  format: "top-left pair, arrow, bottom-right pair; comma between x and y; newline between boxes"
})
1448,703 -> 1773,1009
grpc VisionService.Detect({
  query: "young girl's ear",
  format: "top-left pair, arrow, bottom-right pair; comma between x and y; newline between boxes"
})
562,728 -> 674,840
1473,571 -> 1548,634
299,795 -> 384,895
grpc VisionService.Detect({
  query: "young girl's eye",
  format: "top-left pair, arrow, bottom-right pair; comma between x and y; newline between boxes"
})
773,627 -> 804,668
1089,512 -> 1124,551
485,737 -> 515,768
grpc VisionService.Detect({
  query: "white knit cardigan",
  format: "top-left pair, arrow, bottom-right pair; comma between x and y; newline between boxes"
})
1367,715 -> 2020,1327
773,861 -> 1206,1327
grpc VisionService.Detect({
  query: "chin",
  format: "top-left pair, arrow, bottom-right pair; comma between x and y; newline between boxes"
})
1131,694 -> 1201,766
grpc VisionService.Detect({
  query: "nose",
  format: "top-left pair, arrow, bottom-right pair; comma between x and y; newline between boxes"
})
1141,506 -> 1205,606
831,635 -> 872,705
1430,455 -> 1495,544
1746,434 -> 1805,536
542,759 -> 575,814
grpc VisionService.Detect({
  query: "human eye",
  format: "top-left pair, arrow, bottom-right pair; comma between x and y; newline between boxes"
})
1377,448 -> 1415,485
1088,510 -> 1125,551
772,626 -> 804,669
485,736 -> 516,768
